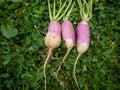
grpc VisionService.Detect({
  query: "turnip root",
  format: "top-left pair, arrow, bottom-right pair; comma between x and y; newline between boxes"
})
73,21 -> 90,89
56,20 -> 75,84
44,0 -> 69,89
44,20 -> 61,90
73,0 -> 93,89
55,1 -> 75,86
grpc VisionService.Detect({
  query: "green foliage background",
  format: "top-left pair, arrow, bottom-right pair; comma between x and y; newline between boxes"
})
0,0 -> 120,90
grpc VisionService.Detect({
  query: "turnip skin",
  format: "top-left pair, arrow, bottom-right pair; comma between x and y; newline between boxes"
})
48,20 -> 61,36
44,20 -> 61,49
44,32 -> 61,49
62,20 -> 75,43
62,20 -> 75,50
77,21 -> 90,54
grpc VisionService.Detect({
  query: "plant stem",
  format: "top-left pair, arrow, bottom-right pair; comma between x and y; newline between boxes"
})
53,0 -> 56,18
59,0 -> 62,10
47,0 -> 52,21
89,0 -> 93,20
57,0 -> 72,21
64,1 -> 75,20
54,1 -> 67,20
77,0 -> 84,20
77,0 -> 93,21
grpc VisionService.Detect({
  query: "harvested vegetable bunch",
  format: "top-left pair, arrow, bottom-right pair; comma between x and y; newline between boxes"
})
44,0 -> 72,90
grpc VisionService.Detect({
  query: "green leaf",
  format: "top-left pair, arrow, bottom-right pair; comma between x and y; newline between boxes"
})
12,55 -> 25,63
83,65 -> 87,72
0,73 -> 9,78
39,5 -> 45,14
10,0 -> 22,2
94,0 -> 99,3
3,55 -> 11,65
1,24 -> 18,39
0,0 -> 4,4
21,73 -> 33,79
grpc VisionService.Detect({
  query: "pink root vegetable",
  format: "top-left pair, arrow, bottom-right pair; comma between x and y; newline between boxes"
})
56,20 -> 75,84
62,20 -> 75,49
73,21 -> 90,89
73,0 -> 93,89
45,0 -> 74,89
45,20 -> 61,49
44,20 -> 61,90
77,21 -> 90,53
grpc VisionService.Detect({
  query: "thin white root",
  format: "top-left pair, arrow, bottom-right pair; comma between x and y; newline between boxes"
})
56,49 -> 71,85
43,48 -> 52,90
73,53 -> 81,90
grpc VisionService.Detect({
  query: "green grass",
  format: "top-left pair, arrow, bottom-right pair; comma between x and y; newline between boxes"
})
0,0 -> 120,90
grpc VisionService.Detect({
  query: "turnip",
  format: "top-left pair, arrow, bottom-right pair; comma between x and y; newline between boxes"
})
55,1 -> 75,86
44,0 -> 70,90
73,0 -> 93,89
